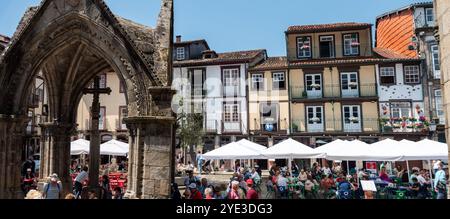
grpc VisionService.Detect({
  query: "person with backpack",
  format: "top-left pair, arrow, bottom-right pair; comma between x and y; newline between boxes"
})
42,174 -> 62,199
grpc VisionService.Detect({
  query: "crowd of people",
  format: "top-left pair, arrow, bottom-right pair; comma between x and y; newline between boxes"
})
174,165 -> 262,200
23,159 -> 126,200
173,159 -> 448,200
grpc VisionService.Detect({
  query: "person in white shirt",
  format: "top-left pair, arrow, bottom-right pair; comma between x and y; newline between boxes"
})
433,160 -> 441,174
276,172 -> 288,198
74,166 -> 89,199
322,165 -> 332,176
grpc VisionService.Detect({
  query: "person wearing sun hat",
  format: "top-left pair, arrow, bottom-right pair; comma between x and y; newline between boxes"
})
189,183 -> 202,200
42,173 -> 62,199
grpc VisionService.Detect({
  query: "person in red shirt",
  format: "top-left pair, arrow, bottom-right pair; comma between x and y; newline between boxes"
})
246,179 -> 259,200
189,183 -> 203,200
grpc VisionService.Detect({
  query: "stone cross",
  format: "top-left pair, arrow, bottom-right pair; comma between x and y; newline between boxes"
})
83,76 -> 111,191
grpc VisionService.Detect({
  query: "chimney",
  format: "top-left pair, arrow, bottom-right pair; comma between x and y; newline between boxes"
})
176,35 -> 182,43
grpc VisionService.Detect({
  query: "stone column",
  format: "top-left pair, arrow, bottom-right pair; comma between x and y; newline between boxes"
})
0,115 -> 29,199
38,122 -> 76,195
435,0 -> 450,198
124,117 -> 175,199
123,87 -> 176,199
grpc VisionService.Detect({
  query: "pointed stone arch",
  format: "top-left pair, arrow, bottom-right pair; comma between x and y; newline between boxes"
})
0,0 -> 175,199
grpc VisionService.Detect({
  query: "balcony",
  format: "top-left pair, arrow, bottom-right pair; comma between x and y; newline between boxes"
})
380,117 -> 430,133
291,83 -> 377,100
291,118 -> 379,134
222,121 -> 242,133
205,120 -> 219,134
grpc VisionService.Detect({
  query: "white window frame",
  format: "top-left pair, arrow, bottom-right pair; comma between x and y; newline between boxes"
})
272,72 -> 286,89
380,67 -> 396,84
223,68 -> 240,87
435,90 -> 445,124
390,102 -> 412,118
297,36 -> 312,58
224,104 -> 240,123
176,47 -> 185,60
251,73 -> 264,90
431,45 -> 440,79
425,8 -> 434,25
319,35 -> 335,58
404,65 -> 420,84
343,33 -> 359,56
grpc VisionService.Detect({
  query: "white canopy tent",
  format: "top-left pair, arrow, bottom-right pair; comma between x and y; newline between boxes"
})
236,139 -> 267,152
70,139 -> 129,156
314,139 -> 371,161
203,141 -> 267,160
262,138 -> 323,159
100,140 -> 129,156
70,139 -> 90,155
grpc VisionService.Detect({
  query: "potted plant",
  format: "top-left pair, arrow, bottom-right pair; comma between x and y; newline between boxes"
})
349,117 -> 359,123
310,84 -> 321,89
291,123 -> 299,133
302,90 -> 308,98
383,123 -> 393,133
309,117 -> 321,123
348,82 -> 358,88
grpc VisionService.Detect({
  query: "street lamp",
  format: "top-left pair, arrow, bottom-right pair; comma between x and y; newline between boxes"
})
429,122 -> 437,140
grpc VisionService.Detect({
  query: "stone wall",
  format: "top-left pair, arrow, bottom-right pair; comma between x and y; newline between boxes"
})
434,0 -> 450,198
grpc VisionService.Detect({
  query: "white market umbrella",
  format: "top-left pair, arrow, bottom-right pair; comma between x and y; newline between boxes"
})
100,140 -> 129,156
236,139 -> 267,152
203,141 -> 267,160
368,138 -> 404,161
262,138 -> 323,159
314,139 -> 371,161
70,139 -> 90,155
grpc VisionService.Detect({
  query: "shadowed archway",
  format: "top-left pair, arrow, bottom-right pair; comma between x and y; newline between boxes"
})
0,0 -> 175,199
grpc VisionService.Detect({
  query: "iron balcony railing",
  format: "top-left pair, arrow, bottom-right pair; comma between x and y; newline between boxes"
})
290,118 -> 379,133
291,83 -> 377,99
380,117 -> 430,133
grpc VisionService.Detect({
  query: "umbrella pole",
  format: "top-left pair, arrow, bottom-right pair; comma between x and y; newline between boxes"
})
288,157 -> 292,175
347,161 -> 350,175
429,160 -> 434,190
406,161 -> 411,182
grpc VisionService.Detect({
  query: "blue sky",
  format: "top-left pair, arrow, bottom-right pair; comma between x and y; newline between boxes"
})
0,0 -> 424,56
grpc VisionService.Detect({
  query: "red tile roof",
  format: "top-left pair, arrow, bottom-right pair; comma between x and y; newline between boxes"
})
287,22 -> 372,34
250,57 -> 288,71
173,49 -> 266,67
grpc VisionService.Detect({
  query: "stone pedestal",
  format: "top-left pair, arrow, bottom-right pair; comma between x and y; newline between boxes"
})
123,116 -> 175,199
39,122 -> 76,195
0,115 -> 29,199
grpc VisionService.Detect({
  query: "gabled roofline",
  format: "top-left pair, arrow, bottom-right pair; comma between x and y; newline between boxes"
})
174,39 -> 210,50
376,1 -> 433,22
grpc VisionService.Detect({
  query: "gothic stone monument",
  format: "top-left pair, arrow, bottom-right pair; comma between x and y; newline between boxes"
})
0,0 -> 175,199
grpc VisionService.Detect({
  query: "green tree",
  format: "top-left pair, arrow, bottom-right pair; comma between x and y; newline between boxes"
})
177,98 -> 205,164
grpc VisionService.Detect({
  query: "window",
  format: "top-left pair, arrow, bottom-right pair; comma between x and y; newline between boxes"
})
98,107 -> 106,130
380,67 -> 396,84
390,102 -> 411,118
435,90 -> 445,124
272,72 -> 286,89
431,45 -> 440,79
343,105 -> 361,124
426,8 -> 434,24
343,33 -> 360,56
319,36 -> 334,58
119,106 -> 128,130
251,73 -> 264,90
297,36 -> 312,58
89,74 -> 107,89
223,68 -> 239,87
224,104 -> 239,122
307,106 -> 323,124
404,66 -> 420,84
176,47 -> 185,60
